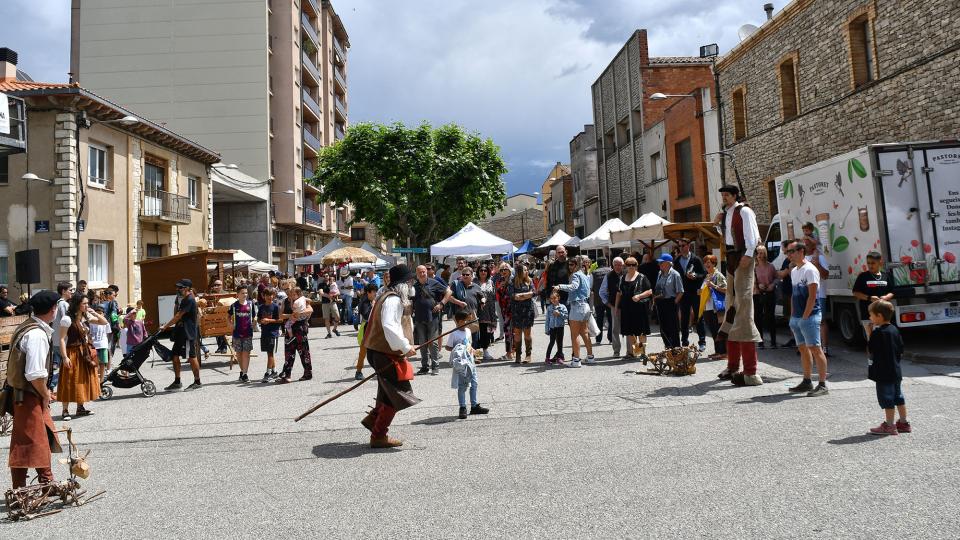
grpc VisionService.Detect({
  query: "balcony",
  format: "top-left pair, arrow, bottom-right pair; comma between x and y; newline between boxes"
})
303,129 -> 321,153
333,67 -> 347,92
303,163 -> 315,180
302,51 -> 321,86
334,95 -> 347,121
140,190 -> 191,225
304,207 -> 323,226
301,14 -> 319,47
335,125 -> 345,141
333,38 -> 346,65
302,88 -> 322,121
303,0 -> 320,16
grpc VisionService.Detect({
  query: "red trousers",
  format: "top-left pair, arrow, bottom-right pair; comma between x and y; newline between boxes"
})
726,341 -> 758,376
11,467 -> 54,489
371,403 -> 397,438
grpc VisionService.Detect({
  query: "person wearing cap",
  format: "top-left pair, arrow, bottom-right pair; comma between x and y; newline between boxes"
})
653,254 -> 684,348
359,264 -> 421,448
3,291 -> 63,489
162,279 -> 202,391
714,184 -> 764,386
337,267 -> 357,330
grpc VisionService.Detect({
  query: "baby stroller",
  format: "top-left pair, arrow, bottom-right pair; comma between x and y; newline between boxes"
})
99,332 -> 168,399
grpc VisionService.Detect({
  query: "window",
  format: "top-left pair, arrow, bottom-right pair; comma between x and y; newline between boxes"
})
336,209 -> 345,232
731,86 -> 747,141
0,154 -> 8,185
351,227 -> 366,241
673,205 -> 702,224
146,244 -> 164,259
676,138 -> 694,198
603,130 -> 615,157
778,55 -> 799,120
88,143 -> 109,187
650,152 -> 663,182
766,177 -> 778,222
0,240 -> 8,285
616,119 -> 630,147
848,12 -> 876,88
144,156 -> 165,193
87,241 -> 109,285
188,176 -> 200,208
272,230 -> 284,247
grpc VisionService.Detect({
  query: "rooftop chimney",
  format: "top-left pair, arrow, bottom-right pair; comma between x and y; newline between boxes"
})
1,47 -> 18,82
764,3 -> 774,20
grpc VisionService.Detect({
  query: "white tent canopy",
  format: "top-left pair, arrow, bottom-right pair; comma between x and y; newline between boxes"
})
610,213 -> 674,244
359,242 -> 396,266
579,218 -> 629,250
430,222 -> 515,257
538,229 -> 572,249
208,249 -> 278,274
292,238 -> 346,266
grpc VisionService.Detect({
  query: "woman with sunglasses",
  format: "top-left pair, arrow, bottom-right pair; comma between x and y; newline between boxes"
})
554,256 -> 595,367
494,263 -> 514,359
509,264 -> 536,363
615,256 -> 652,358
475,265 -> 499,362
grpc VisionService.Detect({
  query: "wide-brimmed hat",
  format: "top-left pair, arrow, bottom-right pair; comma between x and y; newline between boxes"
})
340,267 -> 350,278
388,264 -> 415,284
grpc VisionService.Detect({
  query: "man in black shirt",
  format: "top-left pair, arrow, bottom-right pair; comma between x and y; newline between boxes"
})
852,251 -> 896,341
591,260 -> 611,344
163,278 -> 201,391
603,257 -> 624,356
0,286 -> 16,316
673,239 -> 707,350
413,265 -> 453,375
543,246 -> 570,304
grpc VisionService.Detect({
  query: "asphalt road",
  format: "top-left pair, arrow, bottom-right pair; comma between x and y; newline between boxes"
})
2,321 -> 958,539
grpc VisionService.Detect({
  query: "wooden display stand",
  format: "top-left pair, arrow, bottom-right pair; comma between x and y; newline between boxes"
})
198,296 -> 239,369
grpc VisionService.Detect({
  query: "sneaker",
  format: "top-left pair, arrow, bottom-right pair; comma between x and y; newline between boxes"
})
262,371 -> 273,383
584,355 -> 596,365
470,404 -> 489,415
568,358 -> 582,368
458,406 -> 468,419
717,368 -> 733,380
895,420 -> 912,433
807,384 -> 829,397
325,334 -> 332,339
732,372 -> 763,386
788,380 -> 814,393
698,343 -> 707,352
355,370 -> 364,381
297,375 -> 313,381
239,373 -> 249,383
430,368 -> 439,376
165,381 -> 183,392
186,381 -> 202,391
276,376 -> 291,384
62,412 -> 72,421
869,422 -> 898,436
595,336 -> 603,345
333,329 -> 340,337
483,350 -> 494,362
416,367 -> 430,375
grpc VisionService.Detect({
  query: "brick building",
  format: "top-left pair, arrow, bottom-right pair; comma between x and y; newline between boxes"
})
569,125 -> 600,237
540,163 -> 574,235
478,207 -> 545,245
716,0 -> 960,224
592,30 -> 719,224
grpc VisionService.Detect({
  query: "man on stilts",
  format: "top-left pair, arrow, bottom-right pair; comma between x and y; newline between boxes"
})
715,185 -> 764,386
360,264 -> 420,448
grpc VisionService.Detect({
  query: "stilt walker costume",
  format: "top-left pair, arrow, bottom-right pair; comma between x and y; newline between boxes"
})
3,291 -> 63,489
360,264 -> 420,448
716,185 -> 764,386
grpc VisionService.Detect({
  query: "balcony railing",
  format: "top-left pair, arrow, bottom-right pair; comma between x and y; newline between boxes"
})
333,38 -> 346,64
302,51 -> 321,85
304,208 -> 323,226
304,163 -> 315,180
334,95 -> 347,120
335,125 -> 345,141
302,88 -> 322,120
140,190 -> 191,224
303,129 -> 321,152
301,14 -> 319,47
303,0 -> 320,16
333,67 -> 347,91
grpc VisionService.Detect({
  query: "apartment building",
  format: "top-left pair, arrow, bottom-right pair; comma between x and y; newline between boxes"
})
1,50 -> 219,298
569,125 -> 600,237
591,30 -> 719,224
540,163 -> 574,236
716,0 -> 960,223
70,0 -> 352,271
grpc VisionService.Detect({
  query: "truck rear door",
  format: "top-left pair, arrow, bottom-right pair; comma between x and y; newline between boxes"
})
921,146 -> 960,284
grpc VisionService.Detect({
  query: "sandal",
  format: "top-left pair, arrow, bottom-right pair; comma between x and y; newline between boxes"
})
75,408 -> 93,417
522,355 -> 532,364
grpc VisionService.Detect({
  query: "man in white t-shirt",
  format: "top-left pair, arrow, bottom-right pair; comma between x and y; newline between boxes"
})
803,235 -> 831,356
786,239 -> 829,397
48,281 -> 73,396
337,268 -> 357,329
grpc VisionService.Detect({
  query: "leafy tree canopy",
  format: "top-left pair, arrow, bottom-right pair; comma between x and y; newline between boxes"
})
309,122 -> 508,247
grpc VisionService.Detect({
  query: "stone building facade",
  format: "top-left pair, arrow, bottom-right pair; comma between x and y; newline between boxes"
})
569,125 -> 600,237
716,0 -> 960,224
479,207 -> 546,245
592,30 -> 717,225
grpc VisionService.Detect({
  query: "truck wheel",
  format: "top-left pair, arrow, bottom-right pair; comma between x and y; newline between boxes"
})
837,305 -> 865,346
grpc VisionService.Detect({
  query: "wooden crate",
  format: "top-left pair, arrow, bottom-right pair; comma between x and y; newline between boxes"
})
200,305 -> 234,337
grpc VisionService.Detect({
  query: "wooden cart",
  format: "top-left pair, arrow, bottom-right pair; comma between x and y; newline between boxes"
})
198,294 -> 240,368
1,315 -> 28,435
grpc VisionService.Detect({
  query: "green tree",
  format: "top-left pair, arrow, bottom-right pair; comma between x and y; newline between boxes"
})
309,122 -> 508,247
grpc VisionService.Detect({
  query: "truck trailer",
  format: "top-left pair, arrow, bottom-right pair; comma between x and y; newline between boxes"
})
771,141 -> 960,344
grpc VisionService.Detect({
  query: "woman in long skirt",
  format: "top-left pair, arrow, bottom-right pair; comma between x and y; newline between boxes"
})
58,293 -> 107,420
616,257 -> 653,358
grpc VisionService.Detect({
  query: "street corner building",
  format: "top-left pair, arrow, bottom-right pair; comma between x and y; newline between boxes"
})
0,49 -> 219,299
715,0 -> 960,225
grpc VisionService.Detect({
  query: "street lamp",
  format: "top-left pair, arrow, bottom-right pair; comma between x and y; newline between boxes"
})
649,92 -> 696,101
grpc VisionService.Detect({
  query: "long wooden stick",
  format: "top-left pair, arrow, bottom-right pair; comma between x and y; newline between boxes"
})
294,319 -> 477,422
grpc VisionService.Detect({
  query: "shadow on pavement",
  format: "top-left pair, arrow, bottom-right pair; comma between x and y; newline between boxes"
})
311,441 -> 398,459
736,393 -> 807,405
411,416 -> 459,426
827,433 -> 884,445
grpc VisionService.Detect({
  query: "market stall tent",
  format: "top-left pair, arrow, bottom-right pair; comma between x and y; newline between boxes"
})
292,238 -> 346,266
610,212 -> 673,244
430,222 -> 515,257
579,218 -> 629,250
359,242 -> 397,266
538,229 -> 572,249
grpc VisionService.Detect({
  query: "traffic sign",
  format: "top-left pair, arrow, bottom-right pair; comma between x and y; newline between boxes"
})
393,247 -> 428,254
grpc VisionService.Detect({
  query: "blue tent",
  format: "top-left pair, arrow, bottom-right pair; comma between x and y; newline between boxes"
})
503,240 -> 535,260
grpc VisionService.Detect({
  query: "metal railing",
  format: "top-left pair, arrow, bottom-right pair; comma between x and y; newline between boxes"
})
333,67 -> 347,90
302,51 -> 321,84
334,126 -> 345,141
334,95 -> 347,119
303,164 -> 315,180
140,190 -> 191,224
304,207 -> 322,226
333,38 -> 346,63
302,89 -> 322,119
303,129 -> 321,152
301,14 -> 320,47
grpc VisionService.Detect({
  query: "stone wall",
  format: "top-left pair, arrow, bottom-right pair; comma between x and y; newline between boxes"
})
479,208 -> 545,244
717,0 -> 960,224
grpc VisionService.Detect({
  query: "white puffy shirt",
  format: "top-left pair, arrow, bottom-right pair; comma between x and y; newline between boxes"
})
19,317 -> 54,382
380,294 -> 413,354
724,203 -> 761,257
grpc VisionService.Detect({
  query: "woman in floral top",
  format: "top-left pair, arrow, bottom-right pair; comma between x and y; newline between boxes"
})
494,262 -> 513,359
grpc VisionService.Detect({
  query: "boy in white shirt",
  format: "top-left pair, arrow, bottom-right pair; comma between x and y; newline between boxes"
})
90,305 -> 112,382
445,311 -> 489,419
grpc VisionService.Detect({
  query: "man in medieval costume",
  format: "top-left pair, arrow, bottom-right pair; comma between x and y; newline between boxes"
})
4,291 -> 63,488
359,264 -> 421,448
715,184 -> 764,386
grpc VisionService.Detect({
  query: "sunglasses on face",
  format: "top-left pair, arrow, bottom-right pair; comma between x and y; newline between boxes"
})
784,248 -> 800,254
626,263 -> 638,267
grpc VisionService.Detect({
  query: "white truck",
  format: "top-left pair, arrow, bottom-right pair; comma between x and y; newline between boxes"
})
766,141 -> 960,344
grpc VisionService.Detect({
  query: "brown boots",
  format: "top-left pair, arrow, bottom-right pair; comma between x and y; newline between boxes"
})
370,436 -> 403,448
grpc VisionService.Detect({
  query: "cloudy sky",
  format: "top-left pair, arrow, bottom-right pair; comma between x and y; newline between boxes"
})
1,0 -> 770,196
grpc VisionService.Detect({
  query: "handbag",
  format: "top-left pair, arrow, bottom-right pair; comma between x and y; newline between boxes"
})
711,289 -> 726,313
393,356 -> 414,381
465,310 -> 480,333
587,312 -> 600,337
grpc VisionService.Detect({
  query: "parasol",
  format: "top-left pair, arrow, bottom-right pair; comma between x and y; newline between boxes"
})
322,246 -> 378,265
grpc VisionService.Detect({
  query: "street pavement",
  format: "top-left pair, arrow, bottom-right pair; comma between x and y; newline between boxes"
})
2,318 -> 959,539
